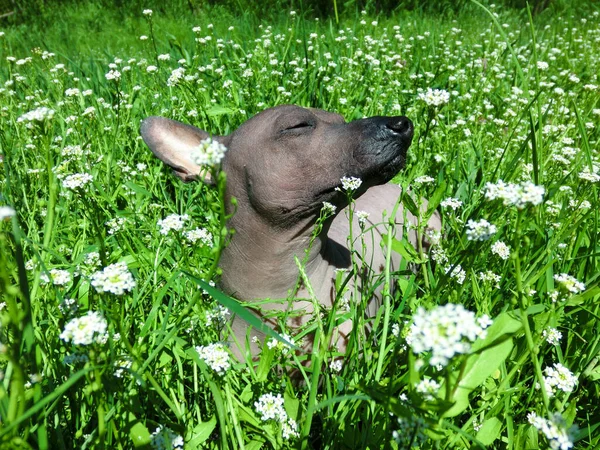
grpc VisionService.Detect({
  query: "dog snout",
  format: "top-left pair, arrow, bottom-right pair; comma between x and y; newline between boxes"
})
385,116 -> 413,138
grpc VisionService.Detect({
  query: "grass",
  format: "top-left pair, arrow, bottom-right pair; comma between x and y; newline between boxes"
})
0,1 -> 599,448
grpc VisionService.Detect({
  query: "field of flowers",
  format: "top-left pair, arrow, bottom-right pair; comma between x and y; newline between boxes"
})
0,1 -> 599,448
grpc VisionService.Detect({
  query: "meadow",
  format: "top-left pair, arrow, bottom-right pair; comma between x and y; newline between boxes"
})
0,0 -> 599,448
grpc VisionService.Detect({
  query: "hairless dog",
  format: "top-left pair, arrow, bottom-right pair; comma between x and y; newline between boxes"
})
141,105 -> 440,359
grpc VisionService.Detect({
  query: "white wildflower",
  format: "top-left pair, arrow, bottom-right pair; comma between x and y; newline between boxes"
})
106,217 -> 126,235
254,393 -> 287,423
578,165 -> 600,183
150,426 -> 184,450
322,202 -> 337,215
528,412 -> 575,450
466,219 -> 497,241
157,214 -> 189,235
91,262 -> 136,295
554,273 -> 585,294
491,241 -> 511,260
105,70 -> 121,81
167,67 -> 186,86
485,180 -> 545,208
196,343 -> 230,374
0,206 -> 15,221
537,61 -> 549,70
478,270 -> 501,288
356,210 -> 369,225
62,173 -> 93,190
329,359 -> 343,373
41,268 -> 72,286
406,304 -> 491,367
543,363 -> 577,397
205,304 -> 230,326
418,88 -> 450,106
184,227 -> 212,245
17,106 -> 55,123
266,333 -> 293,355
415,378 -> 441,400
60,311 -> 108,346
191,138 -> 227,168
441,197 -> 462,210
340,176 -> 363,191
543,328 -> 562,345
282,418 -> 299,440
445,264 -> 466,284
413,175 -> 435,185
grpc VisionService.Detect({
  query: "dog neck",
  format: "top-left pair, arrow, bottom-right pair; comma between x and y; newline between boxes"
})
219,200 -> 334,302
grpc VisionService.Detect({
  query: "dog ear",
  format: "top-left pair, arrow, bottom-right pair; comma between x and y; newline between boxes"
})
140,116 -> 222,183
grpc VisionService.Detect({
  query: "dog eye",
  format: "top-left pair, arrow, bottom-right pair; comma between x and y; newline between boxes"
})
284,121 -> 314,131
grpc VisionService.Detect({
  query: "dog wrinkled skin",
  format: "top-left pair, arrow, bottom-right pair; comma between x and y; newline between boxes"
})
141,105 -> 440,359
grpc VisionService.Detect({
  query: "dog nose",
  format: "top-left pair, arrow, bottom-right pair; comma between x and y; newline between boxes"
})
386,116 -> 413,136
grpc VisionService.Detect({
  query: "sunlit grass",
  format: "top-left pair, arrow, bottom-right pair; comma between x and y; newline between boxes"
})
0,1 -> 599,448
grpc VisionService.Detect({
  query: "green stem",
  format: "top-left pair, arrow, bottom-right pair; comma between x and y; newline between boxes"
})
375,195 -> 402,381
224,382 -> 245,450
513,211 -> 550,411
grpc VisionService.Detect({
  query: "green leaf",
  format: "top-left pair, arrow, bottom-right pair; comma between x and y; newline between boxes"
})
442,312 -> 522,417
128,413 -> 152,448
391,237 -> 426,264
402,194 -> 419,217
183,272 -> 299,350
425,180 -> 447,221
475,417 -> 502,446
245,439 -> 267,450
187,416 -> 217,447
205,105 -> 234,117
124,181 -> 151,197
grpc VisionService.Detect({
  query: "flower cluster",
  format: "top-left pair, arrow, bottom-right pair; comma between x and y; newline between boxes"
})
254,393 -> 298,440
167,67 -> 186,86
105,70 -> 121,81
466,218 -> 497,241
542,363 -> 577,397
528,412 -> 575,450
41,268 -> 72,286
191,138 -> 227,168
445,264 -> 466,285
491,241 -> 511,260
393,416 -> 428,448
415,378 -> 441,400
266,333 -> 293,355
418,88 -> 450,106
543,328 -> 562,345
204,304 -> 230,327
60,311 -> 108,346
150,426 -> 184,450
17,106 -> 55,123
0,206 -> 16,221
340,176 -> 362,191
356,210 -> 370,225
553,273 -> 585,294
321,202 -> 337,215
184,227 -> 213,245
196,343 -> 231,374
406,304 -> 491,367
255,393 -> 287,422
62,173 -> 93,190
91,262 -> 136,295
484,180 -> 545,209
440,197 -> 462,210
413,175 -> 435,185
157,214 -> 189,235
